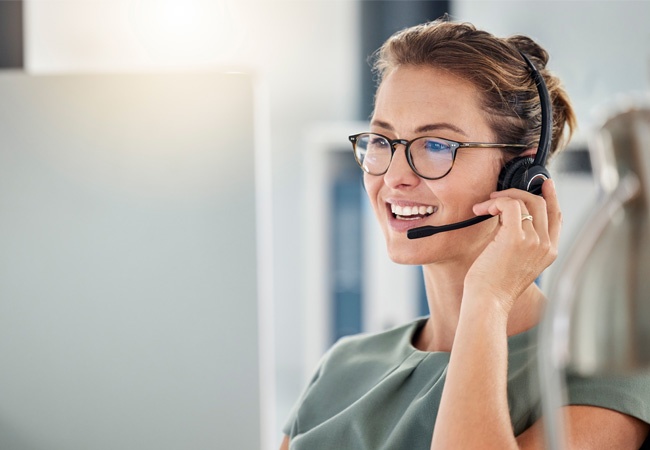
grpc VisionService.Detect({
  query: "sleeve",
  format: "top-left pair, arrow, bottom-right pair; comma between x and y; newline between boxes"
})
566,368 -> 650,425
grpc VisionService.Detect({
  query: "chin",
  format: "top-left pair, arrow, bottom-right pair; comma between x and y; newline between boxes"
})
389,255 -> 428,266
382,223 -> 492,266
385,242 -> 434,266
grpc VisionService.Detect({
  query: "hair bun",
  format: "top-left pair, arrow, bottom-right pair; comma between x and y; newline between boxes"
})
507,35 -> 549,69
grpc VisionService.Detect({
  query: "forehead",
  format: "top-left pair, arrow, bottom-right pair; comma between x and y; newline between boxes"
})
372,65 -> 492,140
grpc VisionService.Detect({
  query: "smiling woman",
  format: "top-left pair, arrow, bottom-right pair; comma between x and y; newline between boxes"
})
280,18 -> 650,450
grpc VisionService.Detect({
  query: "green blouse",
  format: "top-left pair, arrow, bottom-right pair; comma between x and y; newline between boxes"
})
284,317 -> 650,449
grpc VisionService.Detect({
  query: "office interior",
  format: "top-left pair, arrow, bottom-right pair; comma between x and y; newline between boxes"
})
1,1 -> 649,449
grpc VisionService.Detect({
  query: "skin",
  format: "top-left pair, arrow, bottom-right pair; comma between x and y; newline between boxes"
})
279,65 -> 649,450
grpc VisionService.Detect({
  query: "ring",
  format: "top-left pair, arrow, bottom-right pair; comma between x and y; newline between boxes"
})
521,214 -> 533,222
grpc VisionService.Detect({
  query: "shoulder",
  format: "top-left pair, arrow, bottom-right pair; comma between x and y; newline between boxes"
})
566,369 -> 650,425
325,318 -> 425,363
517,404 -> 650,449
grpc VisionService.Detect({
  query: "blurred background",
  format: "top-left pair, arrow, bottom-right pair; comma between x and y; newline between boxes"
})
0,1 -> 649,449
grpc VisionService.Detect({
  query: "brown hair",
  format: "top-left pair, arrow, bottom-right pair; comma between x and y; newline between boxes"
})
372,18 -> 577,158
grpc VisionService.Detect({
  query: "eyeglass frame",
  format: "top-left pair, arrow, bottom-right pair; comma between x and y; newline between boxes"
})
348,132 -> 527,180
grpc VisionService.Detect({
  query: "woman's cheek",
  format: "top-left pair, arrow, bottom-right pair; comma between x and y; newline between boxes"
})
363,175 -> 382,208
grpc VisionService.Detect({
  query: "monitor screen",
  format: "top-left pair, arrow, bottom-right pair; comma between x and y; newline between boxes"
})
0,72 -> 260,450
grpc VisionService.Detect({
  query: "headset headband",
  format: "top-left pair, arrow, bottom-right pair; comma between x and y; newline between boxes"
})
519,51 -> 552,167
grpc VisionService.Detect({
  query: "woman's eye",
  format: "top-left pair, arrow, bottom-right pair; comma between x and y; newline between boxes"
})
423,140 -> 449,152
369,137 -> 389,147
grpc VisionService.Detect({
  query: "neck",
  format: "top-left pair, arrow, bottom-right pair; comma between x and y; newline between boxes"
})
414,263 -> 546,353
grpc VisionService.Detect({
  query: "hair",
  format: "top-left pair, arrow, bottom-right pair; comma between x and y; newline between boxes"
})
371,17 -> 577,159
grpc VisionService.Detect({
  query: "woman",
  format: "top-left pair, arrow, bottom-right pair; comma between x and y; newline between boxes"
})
281,19 -> 650,449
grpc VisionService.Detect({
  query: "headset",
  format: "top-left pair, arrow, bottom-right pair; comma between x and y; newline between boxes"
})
497,51 -> 552,195
407,51 -> 553,239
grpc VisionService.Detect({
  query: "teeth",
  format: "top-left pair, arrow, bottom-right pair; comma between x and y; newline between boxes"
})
391,204 -> 437,217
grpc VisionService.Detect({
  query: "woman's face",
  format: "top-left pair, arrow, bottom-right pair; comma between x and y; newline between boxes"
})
366,65 -> 504,265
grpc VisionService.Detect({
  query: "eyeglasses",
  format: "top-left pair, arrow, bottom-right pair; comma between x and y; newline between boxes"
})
348,132 -> 527,180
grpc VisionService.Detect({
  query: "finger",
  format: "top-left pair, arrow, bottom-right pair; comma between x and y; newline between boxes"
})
475,194 -> 535,227
542,179 -> 562,247
489,188 -> 549,238
473,196 -> 526,232
516,201 -> 540,237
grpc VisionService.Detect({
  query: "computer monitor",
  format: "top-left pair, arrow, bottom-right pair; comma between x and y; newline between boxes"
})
0,72 -> 261,450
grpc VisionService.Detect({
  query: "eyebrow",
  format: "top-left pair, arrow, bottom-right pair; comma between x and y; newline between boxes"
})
371,119 -> 469,137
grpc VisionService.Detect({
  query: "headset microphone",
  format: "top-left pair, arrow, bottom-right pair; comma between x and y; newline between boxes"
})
407,51 -> 553,240
406,214 -> 492,239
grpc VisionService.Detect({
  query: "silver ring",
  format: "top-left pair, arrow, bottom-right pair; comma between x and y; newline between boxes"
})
521,214 -> 533,222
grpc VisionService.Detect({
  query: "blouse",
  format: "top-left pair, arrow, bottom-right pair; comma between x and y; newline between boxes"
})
284,317 -> 650,449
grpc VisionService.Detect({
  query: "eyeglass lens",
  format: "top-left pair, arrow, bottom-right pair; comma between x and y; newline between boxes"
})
354,133 -> 454,179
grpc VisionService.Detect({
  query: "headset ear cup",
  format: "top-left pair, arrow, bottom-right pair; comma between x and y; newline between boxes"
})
522,164 -> 551,195
497,157 -> 534,191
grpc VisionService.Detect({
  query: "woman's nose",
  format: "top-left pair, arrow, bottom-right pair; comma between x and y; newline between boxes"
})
383,145 -> 420,188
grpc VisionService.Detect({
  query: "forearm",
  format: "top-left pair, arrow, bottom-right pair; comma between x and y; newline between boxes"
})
431,295 -> 519,450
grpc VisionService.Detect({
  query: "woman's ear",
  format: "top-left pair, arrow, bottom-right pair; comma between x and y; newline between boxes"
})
520,148 -> 537,158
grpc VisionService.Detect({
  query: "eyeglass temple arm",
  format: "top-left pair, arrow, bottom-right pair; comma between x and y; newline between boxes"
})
458,143 -> 528,149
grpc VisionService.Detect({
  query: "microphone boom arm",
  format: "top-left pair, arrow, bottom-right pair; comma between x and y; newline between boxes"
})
407,214 -> 493,239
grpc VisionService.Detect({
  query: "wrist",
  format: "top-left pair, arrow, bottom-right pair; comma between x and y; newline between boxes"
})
459,289 -> 512,328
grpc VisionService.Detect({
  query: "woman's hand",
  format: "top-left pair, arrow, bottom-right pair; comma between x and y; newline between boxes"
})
465,179 -> 562,315
431,179 -> 562,450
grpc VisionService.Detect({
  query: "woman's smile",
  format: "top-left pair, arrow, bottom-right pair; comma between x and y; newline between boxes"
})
385,200 -> 438,232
